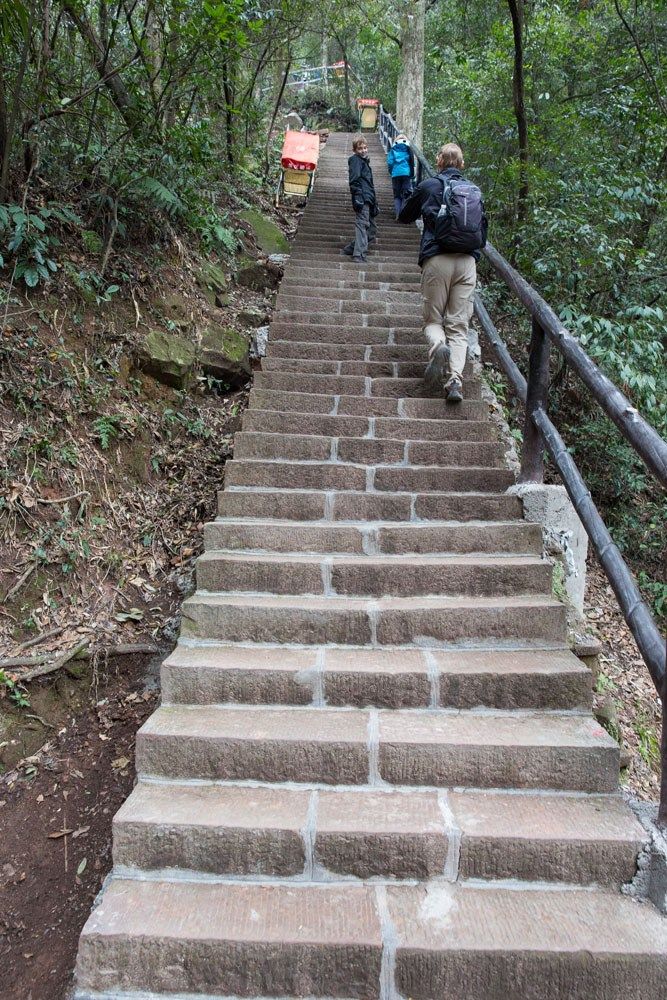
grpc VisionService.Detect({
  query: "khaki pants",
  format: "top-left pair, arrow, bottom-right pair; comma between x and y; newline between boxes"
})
421,253 -> 476,381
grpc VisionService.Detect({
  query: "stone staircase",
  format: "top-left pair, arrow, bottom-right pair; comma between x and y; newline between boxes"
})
75,133 -> 667,999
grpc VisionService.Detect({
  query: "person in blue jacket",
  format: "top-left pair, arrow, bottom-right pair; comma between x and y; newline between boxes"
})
386,133 -> 415,218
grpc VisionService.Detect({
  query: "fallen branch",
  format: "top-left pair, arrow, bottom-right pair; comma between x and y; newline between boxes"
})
18,637 -> 92,682
36,491 -> 89,505
0,641 -> 160,673
3,563 -> 36,603
16,626 -> 65,652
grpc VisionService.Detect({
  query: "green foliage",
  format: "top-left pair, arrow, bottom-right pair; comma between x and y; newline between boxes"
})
0,204 -> 80,287
0,669 -> 31,709
92,415 -> 125,450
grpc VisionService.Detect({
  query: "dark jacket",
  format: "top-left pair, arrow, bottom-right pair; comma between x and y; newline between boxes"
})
348,153 -> 377,212
398,167 -> 485,266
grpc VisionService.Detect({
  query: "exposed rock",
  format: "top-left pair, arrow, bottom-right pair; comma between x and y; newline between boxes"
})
237,260 -> 282,292
238,307 -> 267,328
284,111 -> 303,131
268,253 -> 290,267
160,292 -> 191,330
136,329 -> 196,389
240,209 -> 290,255
250,325 -> 270,359
196,261 -> 228,306
200,325 -> 251,384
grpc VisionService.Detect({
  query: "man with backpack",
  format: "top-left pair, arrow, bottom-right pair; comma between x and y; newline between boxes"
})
386,133 -> 415,218
398,142 -> 487,402
342,136 -> 379,264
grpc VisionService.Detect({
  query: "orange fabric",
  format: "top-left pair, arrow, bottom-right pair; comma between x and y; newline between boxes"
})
280,132 -> 320,171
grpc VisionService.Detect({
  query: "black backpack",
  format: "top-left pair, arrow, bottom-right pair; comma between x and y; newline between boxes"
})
432,175 -> 487,253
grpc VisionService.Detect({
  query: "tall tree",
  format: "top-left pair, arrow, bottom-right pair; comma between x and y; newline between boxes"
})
507,0 -> 529,219
395,0 -> 425,145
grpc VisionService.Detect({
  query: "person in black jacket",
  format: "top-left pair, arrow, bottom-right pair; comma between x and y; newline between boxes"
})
398,142 -> 486,402
342,136 -> 378,263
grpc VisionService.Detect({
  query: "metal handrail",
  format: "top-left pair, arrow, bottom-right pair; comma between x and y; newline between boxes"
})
378,104 -> 667,824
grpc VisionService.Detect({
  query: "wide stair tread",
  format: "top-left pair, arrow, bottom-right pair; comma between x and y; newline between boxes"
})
76,878 -> 667,1000
135,703 -> 618,792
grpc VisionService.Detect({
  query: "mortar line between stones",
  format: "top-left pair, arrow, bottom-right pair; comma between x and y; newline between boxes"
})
302,790 -> 319,880
438,789 -> 462,881
367,708 -> 380,784
423,650 -> 440,709
375,883 -> 400,1000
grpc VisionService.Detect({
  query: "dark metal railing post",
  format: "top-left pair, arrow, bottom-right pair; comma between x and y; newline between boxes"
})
660,666 -> 667,830
520,318 -> 550,483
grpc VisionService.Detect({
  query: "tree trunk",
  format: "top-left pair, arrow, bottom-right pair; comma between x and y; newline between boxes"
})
395,0 -> 425,147
507,0 -> 529,219
62,1 -> 137,129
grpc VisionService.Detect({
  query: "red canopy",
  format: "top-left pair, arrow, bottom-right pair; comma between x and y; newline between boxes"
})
281,131 -> 320,171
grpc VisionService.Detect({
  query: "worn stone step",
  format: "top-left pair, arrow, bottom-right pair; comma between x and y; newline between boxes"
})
218,487 -> 523,523
250,388 -> 488,419
267,341 -> 430,361
275,311 -> 421,329
277,295 -> 418,316
263,358 -> 443,380
224,458 -> 514,493
254,372 -> 481,400
196,551 -> 552,599
241,408 -> 495,441
269,322 -> 426,344
279,284 -> 421,302
204,517 -> 541,556
113,783 -> 449,880
233,431 -> 503,467
390,882 -> 667,999
280,266 -> 421,284
113,782 -> 641,885
162,644 -> 590,711
181,592 -> 567,646
281,267 -> 421,295
76,877 -> 383,998
136,704 -> 616,791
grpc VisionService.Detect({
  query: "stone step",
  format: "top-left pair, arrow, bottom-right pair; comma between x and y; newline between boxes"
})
241,408 -> 496,441
204,516 -> 541,555
224,458 -> 514,493
253,370 -> 482,399
136,704 -> 616,790
275,310 -> 421,329
279,284 -> 421,302
233,431 -> 503,467
162,644 -> 590,711
250,388 -> 488,419
277,294 -> 418,316
195,551 -> 552,599
267,341 -> 431,361
262,358 -> 447,380
113,781 -> 643,885
280,266 -> 421,284
218,487 -> 523,523
268,322 -> 425,343
76,877 -> 384,998
280,276 -> 420,291
181,592 -> 567,646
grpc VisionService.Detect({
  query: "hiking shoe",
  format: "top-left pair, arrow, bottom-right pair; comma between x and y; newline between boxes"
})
445,376 -> 464,403
423,343 -> 450,396
341,245 -> 354,257
352,255 -> 367,263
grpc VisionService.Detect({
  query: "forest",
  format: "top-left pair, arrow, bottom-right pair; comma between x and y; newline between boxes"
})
0,3 -> 665,991
0,0 -> 664,619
